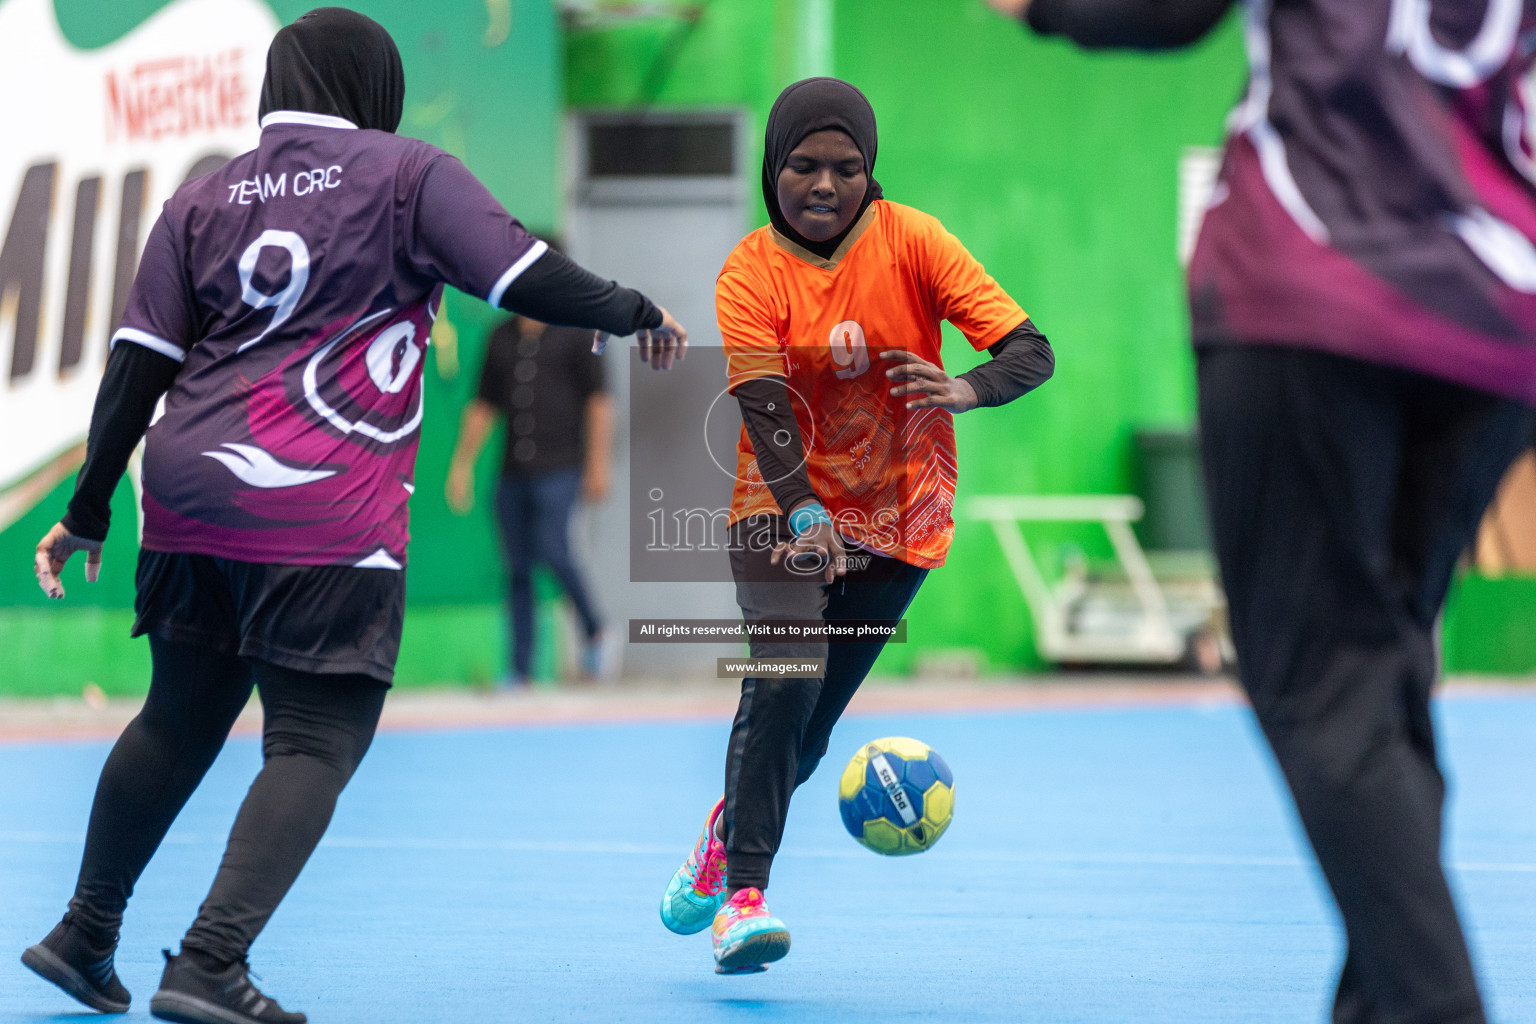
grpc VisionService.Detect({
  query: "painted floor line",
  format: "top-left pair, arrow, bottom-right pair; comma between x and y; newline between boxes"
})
3,830 -> 1533,874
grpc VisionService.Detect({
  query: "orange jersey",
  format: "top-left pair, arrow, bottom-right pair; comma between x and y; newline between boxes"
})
718,200 -> 1025,568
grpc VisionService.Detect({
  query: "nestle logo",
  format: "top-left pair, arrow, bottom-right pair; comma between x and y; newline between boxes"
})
105,50 -> 249,143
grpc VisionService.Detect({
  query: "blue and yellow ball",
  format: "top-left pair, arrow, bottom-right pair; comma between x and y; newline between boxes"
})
838,736 -> 954,856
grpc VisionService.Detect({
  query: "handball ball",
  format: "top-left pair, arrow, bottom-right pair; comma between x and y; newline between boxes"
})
838,737 -> 954,856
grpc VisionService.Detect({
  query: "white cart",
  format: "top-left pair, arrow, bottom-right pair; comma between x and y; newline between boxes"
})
965,495 -> 1230,670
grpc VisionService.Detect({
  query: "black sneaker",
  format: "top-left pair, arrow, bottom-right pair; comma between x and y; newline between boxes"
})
20,914 -> 131,1013
149,949 -> 307,1024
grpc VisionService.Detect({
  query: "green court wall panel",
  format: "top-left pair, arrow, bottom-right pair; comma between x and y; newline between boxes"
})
0,609 -> 150,696
4,573 -> 1529,695
393,603 -> 502,688
0,601 -> 531,695
1442,575 -> 1536,676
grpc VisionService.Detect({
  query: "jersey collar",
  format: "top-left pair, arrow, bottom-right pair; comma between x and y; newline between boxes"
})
769,202 -> 878,271
259,110 -> 360,131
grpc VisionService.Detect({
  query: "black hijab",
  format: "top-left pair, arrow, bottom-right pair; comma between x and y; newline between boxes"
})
259,7 -> 404,133
762,77 -> 884,259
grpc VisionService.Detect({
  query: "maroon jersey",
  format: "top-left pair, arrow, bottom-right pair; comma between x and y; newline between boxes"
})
1190,0 -> 1536,400
114,110 -> 547,568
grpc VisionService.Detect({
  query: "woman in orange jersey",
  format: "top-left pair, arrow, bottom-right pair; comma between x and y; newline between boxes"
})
658,78 -> 1054,974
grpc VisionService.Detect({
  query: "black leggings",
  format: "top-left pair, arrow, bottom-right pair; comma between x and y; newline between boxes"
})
723,516 -> 928,891
67,635 -> 385,962
1199,346 -> 1534,1024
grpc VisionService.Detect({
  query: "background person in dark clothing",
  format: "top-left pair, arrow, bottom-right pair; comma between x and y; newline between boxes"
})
447,308 -> 613,684
991,1 -> 1536,1022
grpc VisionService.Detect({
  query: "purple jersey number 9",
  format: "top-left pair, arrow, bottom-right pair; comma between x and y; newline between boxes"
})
237,229 -> 311,352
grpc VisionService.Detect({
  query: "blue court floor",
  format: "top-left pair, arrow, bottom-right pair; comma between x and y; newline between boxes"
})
2,689 -> 1534,1023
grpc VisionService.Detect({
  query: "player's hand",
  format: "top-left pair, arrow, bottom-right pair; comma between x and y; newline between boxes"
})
446,462 -> 475,514
983,0 -> 1033,18
637,307 -> 688,371
594,308 -> 688,368
34,522 -> 102,600
881,350 -> 979,413
770,521 -> 848,584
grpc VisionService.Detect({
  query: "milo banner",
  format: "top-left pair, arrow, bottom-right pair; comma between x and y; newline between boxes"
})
0,0 -> 277,530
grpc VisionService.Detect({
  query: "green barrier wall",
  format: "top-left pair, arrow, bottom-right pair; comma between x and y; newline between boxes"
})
1442,576 -> 1536,675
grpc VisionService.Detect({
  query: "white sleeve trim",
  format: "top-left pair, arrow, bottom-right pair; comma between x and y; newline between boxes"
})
111,328 -> 186,363
259,110 -> 360,131
487,239 -> 550,309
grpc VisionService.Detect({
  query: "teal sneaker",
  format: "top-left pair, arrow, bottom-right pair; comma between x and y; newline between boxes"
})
660,797 -> 727,935
711,887 -> 790,974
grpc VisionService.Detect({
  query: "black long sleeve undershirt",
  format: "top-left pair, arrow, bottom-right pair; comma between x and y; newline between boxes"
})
734,377 -> 820,518
499,249 -> 664,336
60,342 -> 180,542
957,319 -> 1055,408
733,320 -> 1054,518
1025,0 -> 1232,49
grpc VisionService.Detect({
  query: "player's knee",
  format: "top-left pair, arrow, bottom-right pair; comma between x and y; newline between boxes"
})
795,743 -> 830,786
263,725 -> 370,781
1264,716 -> 1394,809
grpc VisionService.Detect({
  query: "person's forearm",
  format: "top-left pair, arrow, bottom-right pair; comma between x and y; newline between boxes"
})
583,394 -> 613,478
499,250 -> 663,336
734,376 -> 820,516
957,319 -> 1055,408
450,400 -> 498,471
61,343 -> 180,541
1025,0 -> 1232,49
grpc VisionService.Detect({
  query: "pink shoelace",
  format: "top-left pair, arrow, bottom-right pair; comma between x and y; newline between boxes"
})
693,801 -> 727,894
726,887 -> 763,912
694,836 -> 726,894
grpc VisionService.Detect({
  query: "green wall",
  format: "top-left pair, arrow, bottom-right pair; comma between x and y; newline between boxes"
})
568,0 -> 1244,670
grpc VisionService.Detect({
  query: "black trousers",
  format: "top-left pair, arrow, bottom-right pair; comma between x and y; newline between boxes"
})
1198,345 -> 1534,1024
66,635 -> 385,963
723,516 -> 928,891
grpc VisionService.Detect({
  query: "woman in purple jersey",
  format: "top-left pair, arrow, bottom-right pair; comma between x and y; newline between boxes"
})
22,9 -> 685,1024
991,1 -> 1536,1022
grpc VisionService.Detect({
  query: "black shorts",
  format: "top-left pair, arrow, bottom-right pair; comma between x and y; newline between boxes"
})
133,550 -> 405,685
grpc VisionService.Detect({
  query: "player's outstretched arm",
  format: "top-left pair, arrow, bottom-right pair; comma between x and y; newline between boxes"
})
498,252 -> 686,369
408,155 -> 687,368
34,341 -> 179,598
496,245 -> 670,339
